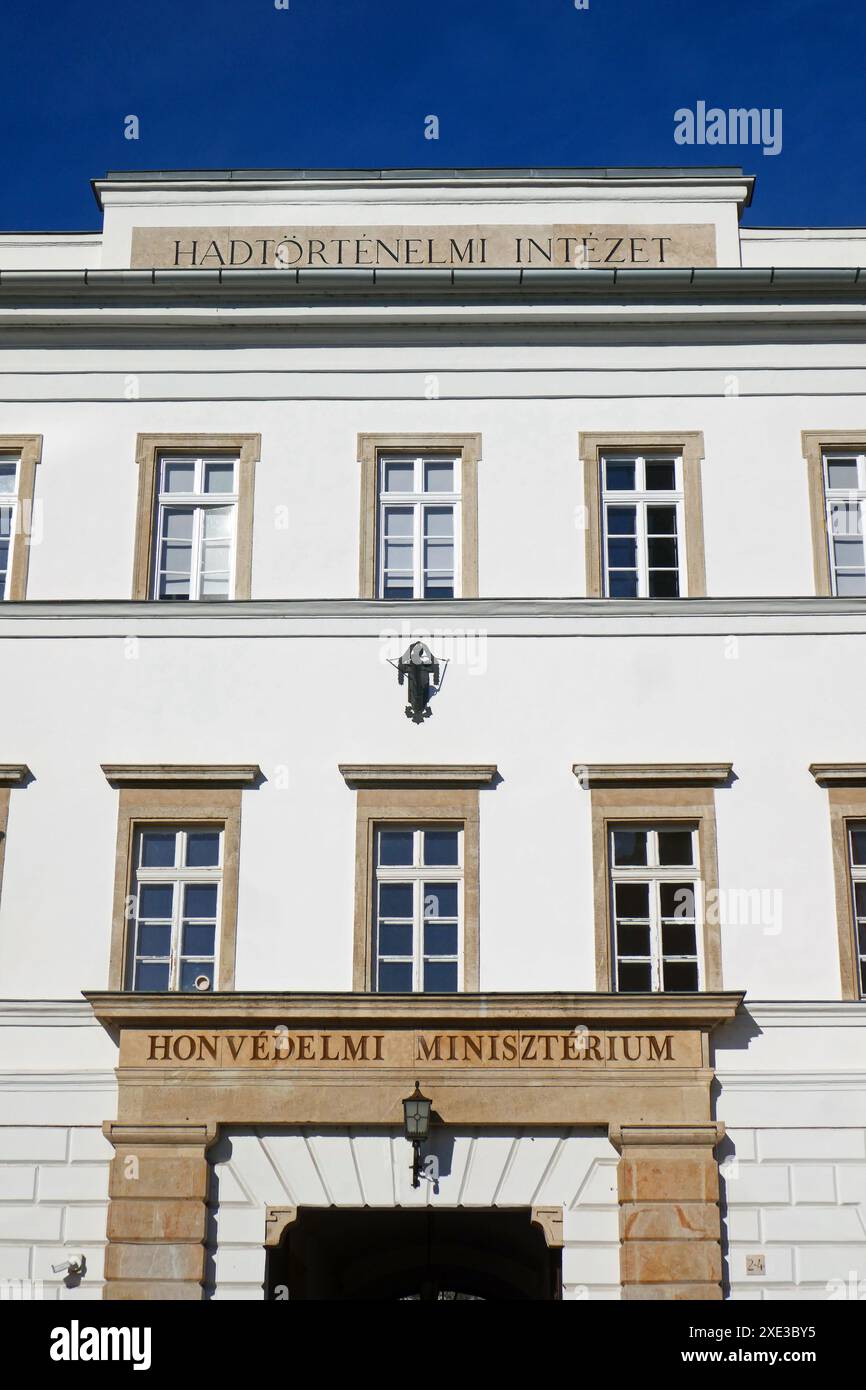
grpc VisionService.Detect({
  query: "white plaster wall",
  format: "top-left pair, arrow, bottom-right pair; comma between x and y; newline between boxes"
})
5,346 -> 866,602
0,612 -> 864,998
208,1126 -> 619,1301
0,1125 -> 111,1300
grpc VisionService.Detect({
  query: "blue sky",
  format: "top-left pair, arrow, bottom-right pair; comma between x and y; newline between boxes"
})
1,0 -> 864,231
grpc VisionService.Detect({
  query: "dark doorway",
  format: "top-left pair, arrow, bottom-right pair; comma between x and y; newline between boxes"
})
266,1207 -> 560,1300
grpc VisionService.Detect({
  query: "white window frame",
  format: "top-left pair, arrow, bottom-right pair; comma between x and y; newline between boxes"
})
0,453 -> 21,602
373,824 -> 463,992
127,825 -> 224,992
822,451 -> 866,597
377,453 -> 462,599
609,823 -> 703,992
151,453 -> 239,601
601,453 -> 687,598
849,823 -> 866,999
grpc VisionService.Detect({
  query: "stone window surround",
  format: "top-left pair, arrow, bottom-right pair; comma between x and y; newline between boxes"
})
102,765 -> 261,991
579,432 -> 707,599
0,435 -> 42,601
801,431 -> 866,597
341,764 -> 497,991
0,765 -> 31,907
809,764 -> 866,999
577,765 -> 728,992
131,434 -> 260,601
357,433 -> 480,599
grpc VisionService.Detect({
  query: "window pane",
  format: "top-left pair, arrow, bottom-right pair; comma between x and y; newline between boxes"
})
162,508 -> 194,539
0,464 -> 16,494
378,922 -> 413,955
180,960 -> 214,991
424,960 -> 458,992
423,830 -> 459,865
383,580 -> 415,600
608,537 -> 636,567
203,507 -> 232,539
855,882 -> 866,916
647,537 -> 678,569
609,571 -> 638,598
383,461 -> 414,492
204,463 -> 235,494
830,503 -> 861,536
835,573 -> 866,595
182,923 -> 216,956
424,922 -> 458,955
606,505 -> 636,534
645,461 -> 676,490
662,921 -> 697,955
424,507 -> 453,539
384,540 -> 413,571
384,506 -> 413,536
605,461 -> 634,490
138,884 -> 174,919
184,883 -> 218,919
134,961 -> 171,991
424,883 -> 458,918
140,831 -> 177,867
379,830 -> 414,865
613,830 -> 647,866
647,505 -> 677,535
648,570 -> 680,598
379,882 -> 413,917
378,960 -> 413,992
137,923 -> 171,956
614,882 -> 649,918
834,539 -> 865,567
163,461 -> 195,493
425,461 -> 454,493
0,511 -> 11,540
660,883 -> 696,919
618,961 -> 651,991
851,830 -> 866,866
186,831 -> 220,867
827,459 -> 859,489
657,830 -> 694,866
662,960 -> 699,991
617,923 -> 651,956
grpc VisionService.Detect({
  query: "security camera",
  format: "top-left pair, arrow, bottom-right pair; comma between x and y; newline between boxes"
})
51,1256 -> 86,1277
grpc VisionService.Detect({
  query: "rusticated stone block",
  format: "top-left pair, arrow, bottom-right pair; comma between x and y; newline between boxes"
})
618,1151 -> 718,1204
620,1202 -> 719,1242
109,1151 -> 210,1200
104,1279 -> 203,1302
105,1240 -> 206,1284
621,1238 -> 722,1286
107,1197 -> 207,1243
623,1282 -> 723,1301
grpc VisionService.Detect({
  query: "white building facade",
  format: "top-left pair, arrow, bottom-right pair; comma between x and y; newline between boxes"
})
1,166 -> 865,1302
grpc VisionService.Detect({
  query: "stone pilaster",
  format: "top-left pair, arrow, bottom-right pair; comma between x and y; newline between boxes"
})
103,1122 -> 217,1301
613,1123 -> 724,1300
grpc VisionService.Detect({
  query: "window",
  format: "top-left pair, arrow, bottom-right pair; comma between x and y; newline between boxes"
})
0,437 -> 41,601
822,451 -> 866,596
132,434 -> 259,601
609,825 -> 701,992
126,825 -> 223,991
848,823 -> 866,997
357,434 -> 480,599
377,454 -> 460,599
152,454 -> 238,600
373,825 -> 462,992
601,454 -> 684,598
580,432 -> 706,599
0,454 -> 20,600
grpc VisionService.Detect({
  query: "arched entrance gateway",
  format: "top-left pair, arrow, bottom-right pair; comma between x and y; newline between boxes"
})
266,1208 -> 560,1300
87,989 -> 742,1301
